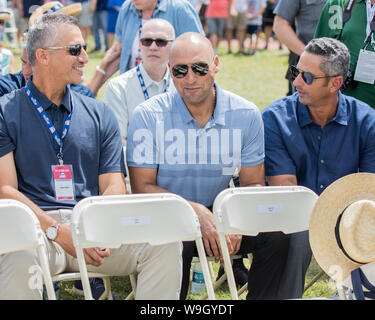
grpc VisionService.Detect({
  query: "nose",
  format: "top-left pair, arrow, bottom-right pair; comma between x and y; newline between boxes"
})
78,46 -> 89,64
183,67 -> 197,83
149,40 -> 159,50
293,72 -> 303,88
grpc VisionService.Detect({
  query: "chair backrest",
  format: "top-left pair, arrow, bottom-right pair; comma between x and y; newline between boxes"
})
0,199 -> 44,254
71,193 -> 202,249
213,186 -> 318,236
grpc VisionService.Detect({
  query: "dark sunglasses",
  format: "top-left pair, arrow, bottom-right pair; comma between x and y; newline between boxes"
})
0,20 -> 4,26
290,65 -> 338,85
171,57 -> 215,79
44,44 -> 87,56
140,38 -> 173,47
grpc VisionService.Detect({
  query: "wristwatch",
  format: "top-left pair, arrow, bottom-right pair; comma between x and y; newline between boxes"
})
45,223 -> 61,241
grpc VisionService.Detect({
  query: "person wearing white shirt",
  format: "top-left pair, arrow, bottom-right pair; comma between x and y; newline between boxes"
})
103,18 -> 175,145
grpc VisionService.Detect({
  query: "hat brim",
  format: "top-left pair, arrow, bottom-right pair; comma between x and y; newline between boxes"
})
0,13 -> 10,23
309,172 -> 375,283
58,3 -> 82,17
29,2 -> 82,26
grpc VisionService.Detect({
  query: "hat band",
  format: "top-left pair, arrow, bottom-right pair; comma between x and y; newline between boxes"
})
334,210 -> 364,265
44,3 -> 64,15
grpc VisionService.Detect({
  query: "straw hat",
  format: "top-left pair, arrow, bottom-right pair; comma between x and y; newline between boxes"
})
28,1 -> 82,26
309,173 -> 375,285
0,10 -> 11,23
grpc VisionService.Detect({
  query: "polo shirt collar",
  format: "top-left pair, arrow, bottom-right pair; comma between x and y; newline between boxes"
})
296,91 -> 348,128
140,62 -> 169,89
174,83 -> 227,126
131,0 -> 167,15
28,78 -> 71,113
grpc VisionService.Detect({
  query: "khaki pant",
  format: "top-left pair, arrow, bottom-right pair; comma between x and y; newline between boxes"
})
0,210 -> 182,300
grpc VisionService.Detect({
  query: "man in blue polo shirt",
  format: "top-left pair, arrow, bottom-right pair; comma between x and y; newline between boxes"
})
262,37 -> 375,299
127,32 -> 289,300
0,13 -> 182,300
114,0 -> 204,74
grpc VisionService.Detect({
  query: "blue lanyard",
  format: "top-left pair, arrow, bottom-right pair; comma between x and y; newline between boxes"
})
137,0 -> 160,58
25,83 -> 72,165
136,65 -> 170,100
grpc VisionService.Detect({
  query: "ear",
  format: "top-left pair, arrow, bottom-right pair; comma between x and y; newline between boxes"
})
35,48 -> 50,66
213,55 -> 220,74
330,75 -> 344,93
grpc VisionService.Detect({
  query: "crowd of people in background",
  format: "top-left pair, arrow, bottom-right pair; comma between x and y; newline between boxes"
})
0,0 -> 375,301
0,0 -> 281,56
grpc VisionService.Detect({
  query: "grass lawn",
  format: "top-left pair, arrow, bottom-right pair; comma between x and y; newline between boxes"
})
9,39 -> 335,300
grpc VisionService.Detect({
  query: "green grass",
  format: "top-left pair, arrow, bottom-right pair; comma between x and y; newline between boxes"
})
8,39 -> 334,300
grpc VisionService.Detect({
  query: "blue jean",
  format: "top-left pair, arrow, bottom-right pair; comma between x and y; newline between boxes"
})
277,230 -> 312,299
92,10 -> 108,50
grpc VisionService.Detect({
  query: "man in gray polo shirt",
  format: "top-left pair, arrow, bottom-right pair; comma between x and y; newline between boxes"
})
273,0 -> 327,95
127,32 -> 289,300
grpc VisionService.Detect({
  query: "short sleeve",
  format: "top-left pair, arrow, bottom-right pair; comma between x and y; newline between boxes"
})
274,0 -> 300,24
126,105 -> 158,168
98,103 -> 127,177
262,107 -> 297,176
241,107 -> 265,167
103,78 -> 129,139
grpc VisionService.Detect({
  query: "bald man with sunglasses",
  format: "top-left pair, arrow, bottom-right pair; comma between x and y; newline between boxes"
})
0,13 -> 182,300
262,37 -> 375,299
126,32 -> 290,300
103,18 -> 175,145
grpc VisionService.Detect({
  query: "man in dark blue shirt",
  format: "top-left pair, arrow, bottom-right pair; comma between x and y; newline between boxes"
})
0,13 -> 182,300
262,37 -> 375,299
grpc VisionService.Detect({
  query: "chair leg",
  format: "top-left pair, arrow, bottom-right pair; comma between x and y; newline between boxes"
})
125,274 -> 137,300
303,270 -> 325,292
99,277 -> 112,300
201,272 -> 227,300
195,239 -> 216,300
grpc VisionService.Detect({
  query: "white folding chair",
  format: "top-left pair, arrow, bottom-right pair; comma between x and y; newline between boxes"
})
70,193 -> 215,300
0,199 -> 56,300
213,186 -> 318,299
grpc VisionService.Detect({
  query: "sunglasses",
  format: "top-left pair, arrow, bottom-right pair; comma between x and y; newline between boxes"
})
290,65 -> 338,85
140,38 -> 173,47
44,44 -> 87,56
171,57 -> 215,79
0,20 -> 4,26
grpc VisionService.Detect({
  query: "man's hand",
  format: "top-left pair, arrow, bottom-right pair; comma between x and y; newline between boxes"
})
83,247 -> 111,267
191,203 -> 238,263
56,224 -> 110,267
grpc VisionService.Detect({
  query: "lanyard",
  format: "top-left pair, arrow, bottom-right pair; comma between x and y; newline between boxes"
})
136,64 -> 170,100
136,0 -> 160,59
338,0 -> 357,41
366,0 -> 375,46
25,83 -> 72,165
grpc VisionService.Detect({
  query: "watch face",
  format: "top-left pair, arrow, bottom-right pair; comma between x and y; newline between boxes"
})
46,226 -> 58,240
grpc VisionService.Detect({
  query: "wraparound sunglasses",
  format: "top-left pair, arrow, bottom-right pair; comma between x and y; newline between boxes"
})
44,44 -> 87,56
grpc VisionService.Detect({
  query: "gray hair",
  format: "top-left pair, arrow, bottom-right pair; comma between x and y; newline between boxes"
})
305,37 -> 350,77
26,13 -> 79,66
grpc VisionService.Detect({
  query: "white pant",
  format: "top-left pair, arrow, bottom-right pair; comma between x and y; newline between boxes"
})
0,210 -> 182,300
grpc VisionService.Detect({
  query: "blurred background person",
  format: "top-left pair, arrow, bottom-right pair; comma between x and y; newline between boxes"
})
66,0 -> 94,45
205,0 -> 231,54
106,0 -> 124,47
225,0 -> 248,54
0,10 -> 15,74
273,0 -> 326,95
90,0 -> 108,53
245,0 -> 266,55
